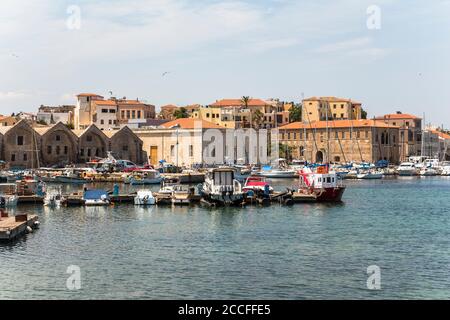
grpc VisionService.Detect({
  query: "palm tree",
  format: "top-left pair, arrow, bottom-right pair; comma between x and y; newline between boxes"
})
241,96 -> 251,128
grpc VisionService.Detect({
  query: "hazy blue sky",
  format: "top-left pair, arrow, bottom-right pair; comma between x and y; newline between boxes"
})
1,0 -> 449,126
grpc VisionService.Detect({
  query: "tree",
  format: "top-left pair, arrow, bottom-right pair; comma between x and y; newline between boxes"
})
241,96 -> 251,128
361,108 -> 368,119
50,113 -> 55,124
173,107 -> 188,119
252,109 -> 264,128
289,103 -> 302,122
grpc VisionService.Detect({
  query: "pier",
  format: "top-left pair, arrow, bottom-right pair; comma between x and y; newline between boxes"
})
0,211 -> 39,241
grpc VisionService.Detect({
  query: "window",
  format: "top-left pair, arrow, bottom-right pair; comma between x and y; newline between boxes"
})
335,131 -> 339,139
87,135 -> 93,142
206,113 -> 210,118
121,111 -> 125,118
17,136 -> 24,145
87,149 -> 92,157
170,145 -> 175,157
56,135 -> 61,141
102,109 -> 108,113
80,149 -> 84,156
11,154 -> 16,162
341,114 -> 344,118
123,145 -> 129,151
109,120 -> 112,125
109,109 -> 116,113
212,114 -> 216,119
23,153 -> 27,161
127,110 -> 131,119
47,146 -> 52,154
56,146 -> 60,155
189,145 -> 194,157
132,110 -> 136,119
137,111 -> 141,118
64,146 -> 68,155
100,120 -> 104,125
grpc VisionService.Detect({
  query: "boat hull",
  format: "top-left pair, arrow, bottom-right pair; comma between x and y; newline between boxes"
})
295,187 -> 345,203
202,192 -> 244,206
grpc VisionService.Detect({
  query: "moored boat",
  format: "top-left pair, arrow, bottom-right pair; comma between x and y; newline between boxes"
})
199,168 -> 244,206
134,190 -> 156,206
0,183 -> 19,208
83,189 -> 110,206
397,162 -> 419,176
293,165 -> 345,203
126,169 -> 163,185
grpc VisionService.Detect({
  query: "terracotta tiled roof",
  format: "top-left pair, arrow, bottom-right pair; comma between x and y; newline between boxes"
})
303,96 -> 362,104
279,119 -> 399,130
161,118 -> 224,129
93,100 -> 117,106
430,130 -> 450,140
211,99 -> 270,107
374,113 -> 420,120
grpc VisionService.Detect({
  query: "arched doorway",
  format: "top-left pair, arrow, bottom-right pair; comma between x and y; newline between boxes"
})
316,151 -> 324,163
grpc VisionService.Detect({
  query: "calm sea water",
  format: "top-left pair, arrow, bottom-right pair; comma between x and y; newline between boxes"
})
1,177 -> 450,300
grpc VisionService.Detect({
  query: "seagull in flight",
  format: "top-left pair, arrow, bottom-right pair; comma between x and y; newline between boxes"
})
11,53 -> 19,58
162,71 -> 171,77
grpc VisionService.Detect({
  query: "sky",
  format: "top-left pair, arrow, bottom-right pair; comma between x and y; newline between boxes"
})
1,0 -> 449,126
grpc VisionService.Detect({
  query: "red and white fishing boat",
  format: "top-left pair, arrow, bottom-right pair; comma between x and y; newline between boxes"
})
293,165 -> 345,202
242,176 -> 273,193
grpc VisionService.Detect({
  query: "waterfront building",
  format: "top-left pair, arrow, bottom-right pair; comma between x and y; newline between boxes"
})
104,126 -> 145,164
135,118 -> 226,166
34,122 -> 79,166
73,125 -> 110,163
374,113 -> 422,161
0,120 -> 41,169
37,105 -> 75,126
302,97 -> 362,122
277,119 -> 401,164
0,120 -> 147,168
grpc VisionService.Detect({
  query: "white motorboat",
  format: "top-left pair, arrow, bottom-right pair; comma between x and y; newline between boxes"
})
397,162 -> 418,176
440,162 -> 450,176
420,168 -> 438,176
134,190 -> 156,206
356,170 -> 384,180
256,168 -> 298,178
200,168 -> 244,206
44,188 -> 63,207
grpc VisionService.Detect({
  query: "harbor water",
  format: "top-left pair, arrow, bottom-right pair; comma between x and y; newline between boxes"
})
1,177 -> 450,299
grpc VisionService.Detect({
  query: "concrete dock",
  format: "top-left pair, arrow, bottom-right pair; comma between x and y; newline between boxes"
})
0,212 -> 39,241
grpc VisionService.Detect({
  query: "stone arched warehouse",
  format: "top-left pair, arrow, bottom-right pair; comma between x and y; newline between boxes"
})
0,120 -> 145,169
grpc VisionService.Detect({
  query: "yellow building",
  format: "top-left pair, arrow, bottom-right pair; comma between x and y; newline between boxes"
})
302,97 -> 362,122
192,98 -> 288,129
